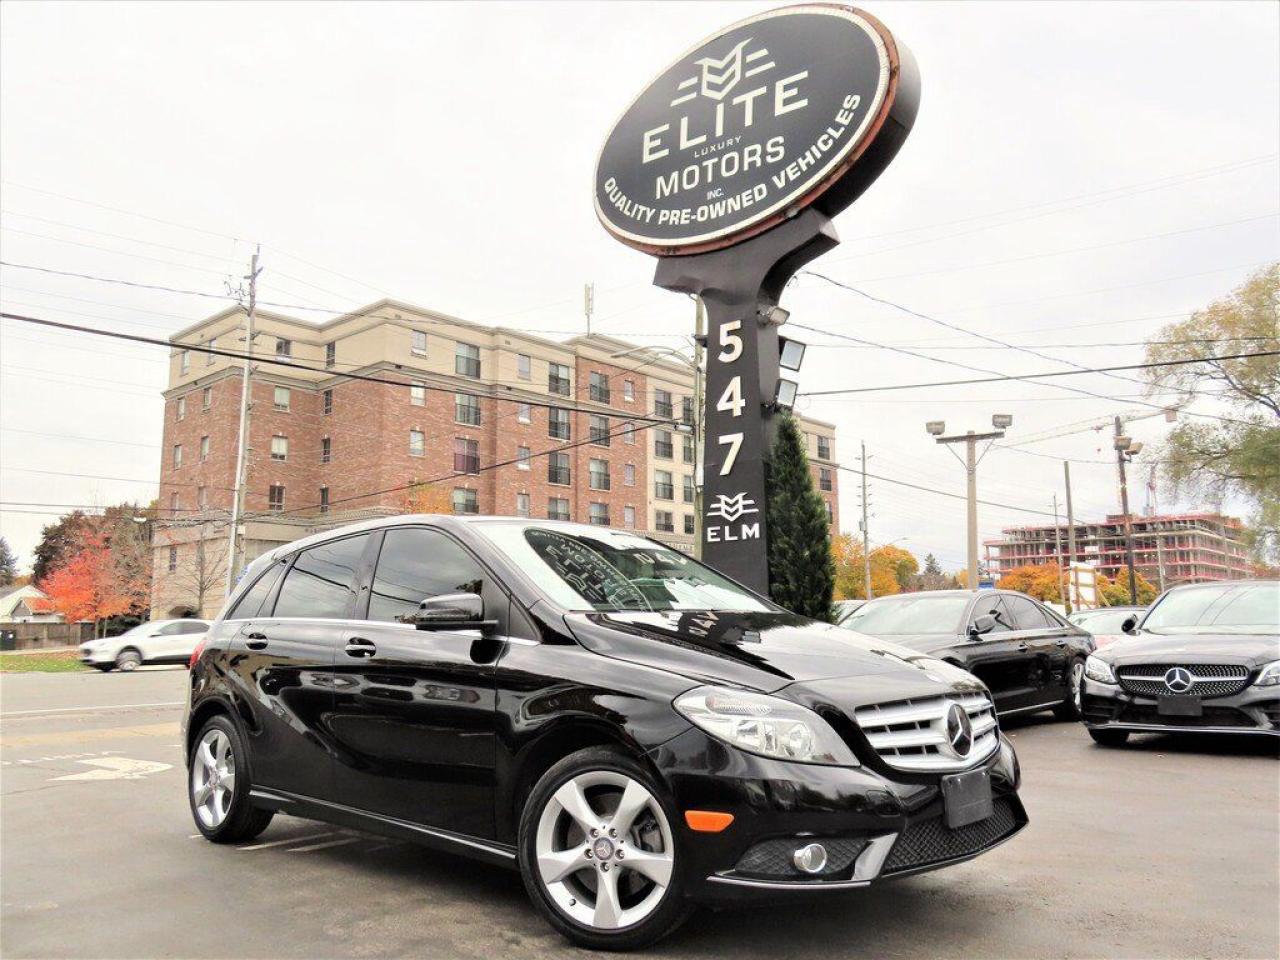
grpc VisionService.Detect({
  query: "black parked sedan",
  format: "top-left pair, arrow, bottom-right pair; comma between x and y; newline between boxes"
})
1081,579 -> 1280,745
185,517 -> 1026,950
840,590 -> 1094,720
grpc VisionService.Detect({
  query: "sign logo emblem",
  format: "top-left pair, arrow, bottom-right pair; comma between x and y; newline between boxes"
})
670,39 -> 775,105
945,702 -> 973,758
706,493 -> 759,523
1163,667 -> 1193,694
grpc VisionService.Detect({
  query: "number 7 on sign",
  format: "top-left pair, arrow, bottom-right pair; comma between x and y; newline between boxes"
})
718,433 -> 743,476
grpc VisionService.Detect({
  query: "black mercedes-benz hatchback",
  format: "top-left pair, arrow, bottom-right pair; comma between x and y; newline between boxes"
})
184,516 -> 1026,950
1081,580 -> 1280,745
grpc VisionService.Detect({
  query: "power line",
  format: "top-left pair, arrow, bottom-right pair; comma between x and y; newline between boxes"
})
1,465 -> 233,491
0,426 -> 160,449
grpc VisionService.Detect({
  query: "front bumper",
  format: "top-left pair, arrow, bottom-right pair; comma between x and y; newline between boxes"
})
79,645 -> 110,665
1081,677 -> 1280,736
648,728 -> 1026,904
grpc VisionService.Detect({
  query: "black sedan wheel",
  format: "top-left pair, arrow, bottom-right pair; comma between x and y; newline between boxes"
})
1054,658 -> 1086,720
1088,728 -> 1130,747
188,716 -> 274,843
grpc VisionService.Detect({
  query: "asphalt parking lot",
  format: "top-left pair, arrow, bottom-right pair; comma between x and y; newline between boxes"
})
1,668 -> 1276,960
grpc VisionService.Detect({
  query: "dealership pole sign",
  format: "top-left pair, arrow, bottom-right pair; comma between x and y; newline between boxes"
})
595,4 -> 919,593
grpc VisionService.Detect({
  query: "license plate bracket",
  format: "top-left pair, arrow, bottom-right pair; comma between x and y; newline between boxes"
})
941,767 -> 993,829
1158,695 -> 1203,717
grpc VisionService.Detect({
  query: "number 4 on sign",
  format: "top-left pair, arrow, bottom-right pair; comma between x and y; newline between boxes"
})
718,433 -> 743,476
716,376 -> 745,417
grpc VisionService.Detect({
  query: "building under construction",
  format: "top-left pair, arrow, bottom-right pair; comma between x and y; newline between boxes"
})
985,512 -> 1253,590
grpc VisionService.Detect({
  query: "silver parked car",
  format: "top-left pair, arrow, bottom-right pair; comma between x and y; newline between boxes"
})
80,619 -> 210,671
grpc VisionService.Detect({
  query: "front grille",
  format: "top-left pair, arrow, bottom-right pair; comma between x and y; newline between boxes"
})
734,837 -> 868,880
1117,703 -> 1257,729
854,693 -> 998,772
882,797 -> 1019,875
1117,663 -> 1249,699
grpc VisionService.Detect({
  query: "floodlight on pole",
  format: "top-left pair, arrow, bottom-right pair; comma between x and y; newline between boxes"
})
774,379 -> 799,410
926,416 -> 1010,590
778,337 -> 807,372
758,304 -> 790,326
925,420 -> 945,437
992,413 -> 1013,429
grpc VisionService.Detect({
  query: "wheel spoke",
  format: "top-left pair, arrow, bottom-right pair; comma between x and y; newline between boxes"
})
537,846 -> 588,885
592,867 -> 623,929
609,779 -> 651,837
193,781 -> 212,805
622,848 -> 673,888
199,740 -> 217,770
215,733 -> 231,763
220,771 -> 236,794
553,779 -> 599,835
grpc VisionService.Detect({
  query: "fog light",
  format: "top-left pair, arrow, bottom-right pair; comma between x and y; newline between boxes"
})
792,842 -> 828,874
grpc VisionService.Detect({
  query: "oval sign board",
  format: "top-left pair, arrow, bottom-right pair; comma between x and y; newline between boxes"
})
595,4 -> 918,256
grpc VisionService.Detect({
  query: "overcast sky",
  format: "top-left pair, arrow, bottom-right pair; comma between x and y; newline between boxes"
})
2,0 -> 1278,573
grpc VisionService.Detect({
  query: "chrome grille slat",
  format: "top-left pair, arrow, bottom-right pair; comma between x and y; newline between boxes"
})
854,693 -> 1000,772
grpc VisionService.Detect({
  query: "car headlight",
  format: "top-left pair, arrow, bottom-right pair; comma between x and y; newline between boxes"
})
1253,660 -> 1280,687
674,686 -> 858,766
1085,655 -> 1117,685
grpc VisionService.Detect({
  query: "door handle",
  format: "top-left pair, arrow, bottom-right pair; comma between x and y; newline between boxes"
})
1055,638 -> 1068,648
1017,642 -> 1029,652
345,637 -> 376,658
245,632 -> 268,650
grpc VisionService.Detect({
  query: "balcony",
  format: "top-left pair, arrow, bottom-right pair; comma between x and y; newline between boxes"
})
589,511 -> 610,527
548,465 -> 571,486
548,505 -> 570,522
654,482 -> 674,500
655,516 -> 674,533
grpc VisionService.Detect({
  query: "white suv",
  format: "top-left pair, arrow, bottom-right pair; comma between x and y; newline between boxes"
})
80,619 -> 210,672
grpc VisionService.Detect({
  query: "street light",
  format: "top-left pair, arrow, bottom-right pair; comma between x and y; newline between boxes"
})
778,337 -> 807,371
1113,417 -> 1142,605
926,416 -> 1011,590
774,378 -> 799,410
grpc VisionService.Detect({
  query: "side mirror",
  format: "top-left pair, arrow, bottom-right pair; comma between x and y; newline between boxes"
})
969,613 -> 997,638
409,592 -> 496,633
1121,615 -> 1139,635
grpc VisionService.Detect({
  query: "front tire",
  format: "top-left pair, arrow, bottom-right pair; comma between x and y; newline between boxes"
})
1054,658 -> 1086,721
188,715 -> 274,843
1088,728 -> 1130,747
114,648 -> 143,672
518,747 -> 692,951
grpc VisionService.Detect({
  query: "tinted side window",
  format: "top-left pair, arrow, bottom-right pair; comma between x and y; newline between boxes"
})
973,595 -> 1014,633
1003,595 -> 1052,630
368,528 -> 486,623
227,560 -> 286,619
274,535 -> 372,619
177,621 -> 209,634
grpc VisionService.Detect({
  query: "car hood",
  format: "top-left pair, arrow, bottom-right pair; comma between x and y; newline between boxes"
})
565,610 -> 976,694
1100,632 -> 1280,669
838,630 -> 960,655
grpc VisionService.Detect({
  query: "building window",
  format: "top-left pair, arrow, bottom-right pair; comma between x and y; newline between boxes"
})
319,487 -> 329,513
548,362 -> 571,396
654,388 -> 673,419
682,434 -> 695,464
825,500 -> 833,521
274,386 -> 290,411
548,497 -> 570,522
176,396 -> 186,420
516,493 -> 531,518
517,402 -> 531,423
819,467 -> 833,492
624,463 -> 636,486
624,421 -> 637,444
452,488 -> 479,515
168,545 -> 178,573
517,354 -> 531,380
453,438 -> 480,474
682,474 -> 695,504
589,414 -> 610,446
411,330 -> 427,356
655,470 -> 673,500
200,435 -> 210,462
179,350 -> 190,374
172,444 -> 183,468
268,484 -> 285,511
517,445 -> 531,470
202,387 -> 212,411
623,380 -> 634,402
589,458 -> 610,491
455,342 -> 481,378
589,502 -> 610,527
323,389 -> 333,415
455,393 -> 482,426
271,435 -> 288,461
548,452 -> 571,486
170,491 -> 180,514
624,505 -> 636,529
655,430 -> 673,460
410,382 -> 426,406
681,396 -> 694,427
197,485 -> 208,510
589,371 -> 611,403
655,510 -> 674,533
321,436 -> 332,464
275,338 -> 291,358
817,436 -> 831,460
409,429 -> 425,457
684,514 -> 695,535
548,407 -> 571,441
206,339 -> 216,365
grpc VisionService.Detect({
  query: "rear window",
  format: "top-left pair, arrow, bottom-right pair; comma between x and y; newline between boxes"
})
273,535 -> 371,619
227,560 -> 286,620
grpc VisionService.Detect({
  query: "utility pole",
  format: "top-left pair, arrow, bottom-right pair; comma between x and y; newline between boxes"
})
1052,493 -> 1068,612
927,415 -> 1012,590
1113,415 -> 1140,605
1064,460 -> 1079,609
692,296 -> 705,559
860,441 -> 872,600
584,282 -> 595,336
224,246 -> 261,597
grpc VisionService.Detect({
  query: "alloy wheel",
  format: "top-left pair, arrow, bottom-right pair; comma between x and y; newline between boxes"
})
191,728 -> 236,829
534,770 -> 675,931
116,650 -> 141,671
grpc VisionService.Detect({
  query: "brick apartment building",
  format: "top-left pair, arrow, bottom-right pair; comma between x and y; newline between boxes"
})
985,512 -> 1253,590
151,298 -> 839,618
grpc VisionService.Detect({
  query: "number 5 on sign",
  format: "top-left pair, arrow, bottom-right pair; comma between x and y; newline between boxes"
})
718,320 -> 743,363
718,433 -> 743,476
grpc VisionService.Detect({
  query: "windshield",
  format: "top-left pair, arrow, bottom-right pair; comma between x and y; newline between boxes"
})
1071,610 -> 1136,634
473,522 -> 773,613
841,594 -> 970,635
1141,582 -> 1280,635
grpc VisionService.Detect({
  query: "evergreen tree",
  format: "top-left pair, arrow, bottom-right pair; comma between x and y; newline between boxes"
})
0,536 -> 16,586
765,414 -> 835,620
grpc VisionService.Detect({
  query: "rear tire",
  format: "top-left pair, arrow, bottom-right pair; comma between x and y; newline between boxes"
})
518,746 -> 692,951
114,648 -> 143,672
1088,728 -> 1130,747
188,715 -> 274,844
1054,658 -> 1086,721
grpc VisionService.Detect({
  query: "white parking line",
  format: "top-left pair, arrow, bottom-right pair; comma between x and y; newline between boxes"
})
288,837 -> 361,854
0,701 -> 185,719
237,832 -> 335,851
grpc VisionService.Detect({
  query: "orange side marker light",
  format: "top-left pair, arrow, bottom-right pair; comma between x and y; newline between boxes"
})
684,810 -> 734,832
